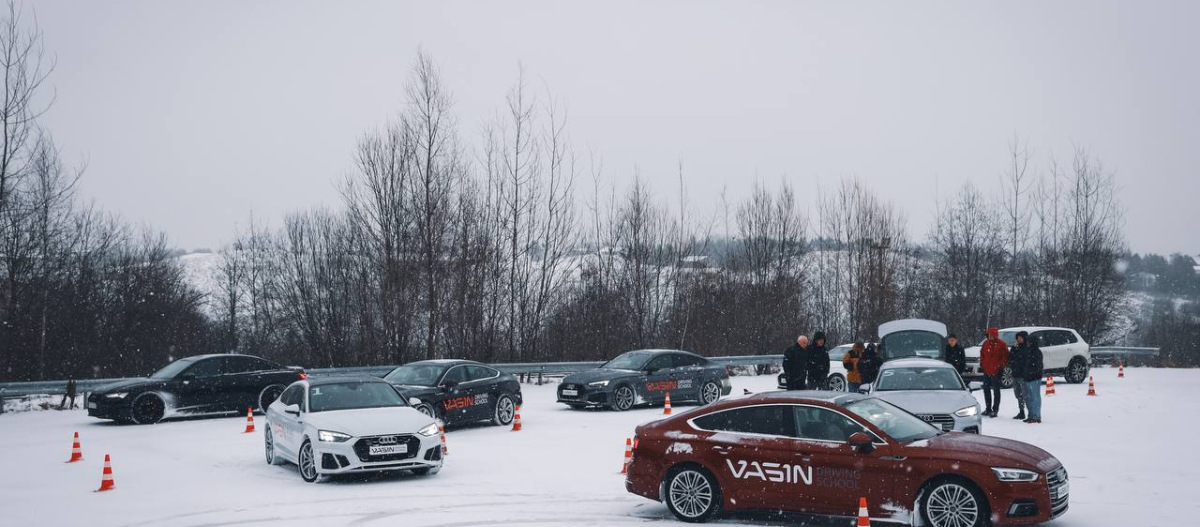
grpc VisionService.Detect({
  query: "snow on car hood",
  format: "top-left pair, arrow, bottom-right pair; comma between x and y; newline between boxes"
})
562,369 -> 640,385
872,390 -> 977,415
305,406 -> 436,438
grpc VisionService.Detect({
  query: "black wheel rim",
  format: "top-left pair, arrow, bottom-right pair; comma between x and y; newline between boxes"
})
133,394 -> 164,424
615,387 -> 634,410
299,443 -> 316,481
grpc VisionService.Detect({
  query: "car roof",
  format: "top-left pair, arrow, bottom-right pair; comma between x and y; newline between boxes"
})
879,357 -> 954,369
305,375 -> 393,387
741,390 -> 868,406
627,349 -> 698,356
997,326 -> 1076,333
182,353 -> 267,361
404,359 -> 478,367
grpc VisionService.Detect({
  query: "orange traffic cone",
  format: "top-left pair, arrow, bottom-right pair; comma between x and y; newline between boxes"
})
95,454 -> 115,492
743,388 -> 752,395
1044,376 -> 1056,396
663,392 -> 672,415
66,431 -> 83,463
620,438 -> 633,474
243,407 -> 255,433
1087,376 -> 1097,396
856,496 -> 870,526
1118,362 -> 1125,379
439,423 -> 448,455
511,405 -> 522,432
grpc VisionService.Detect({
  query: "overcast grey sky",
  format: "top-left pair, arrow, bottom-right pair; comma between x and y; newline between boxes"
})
33,0 -> 1199,255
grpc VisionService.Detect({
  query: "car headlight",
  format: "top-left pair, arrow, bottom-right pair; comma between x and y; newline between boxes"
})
104,392 -> 128,399
418,423 -> 440,437
587,380 -> 609,387
318,430 -> 352,443
992,467 -> 1039,482
955,405 -> 979,417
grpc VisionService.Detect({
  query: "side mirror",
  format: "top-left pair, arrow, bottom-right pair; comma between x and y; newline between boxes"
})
968,381 -> 983,392
440,380 -> 458,390
848,432 -> 875,454
857,384 -> 872,394
284,404 -> 301,416
408,397 -> 423,406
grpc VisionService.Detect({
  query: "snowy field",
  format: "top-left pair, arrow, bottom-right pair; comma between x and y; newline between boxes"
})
2,367 -> 1196,527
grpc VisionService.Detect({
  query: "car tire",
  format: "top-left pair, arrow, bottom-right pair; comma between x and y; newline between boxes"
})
826,374 -> 847,392
1064,357 -> 1089,384
264,427 -> 283,465
491,393 -> 516,426
258,384 -> 286,413
130,393 -> 166,425
920,478 -> 989,527
298,439 -> 320,483
415,403 -> 439,420
610,384 -> 635,411
411,466 -> 441,476
1000,365 -> 1015,389
664,465 -> 723,523
699,381 -> 721,405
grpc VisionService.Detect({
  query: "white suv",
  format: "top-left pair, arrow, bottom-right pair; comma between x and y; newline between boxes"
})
964,327 -> 1090,388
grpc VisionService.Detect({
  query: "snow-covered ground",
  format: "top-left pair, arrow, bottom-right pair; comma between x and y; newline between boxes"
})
1,367 -> 1195,526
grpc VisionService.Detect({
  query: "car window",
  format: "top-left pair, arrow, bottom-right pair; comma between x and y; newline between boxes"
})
673,354 -> 706,368
829,346 -> 851,361
223,356 -> 257,374
151,358 -> 196,379
794,406 -> 867,443
246,357 -> 279,372
442,366 -> 469,385
279,385 -> 302,407
385,364 -> 447,386
185,358 -> 222,378
646,355 -> 674,371
1061,330 -> 1079,344
692,405 -> 795,437
308,382 -> 405,412
1038,331 -> 1066,347
602,351 -> 653,370
875,367 -> 965,391
466,365 -> 497,381
845,398 -> 940,443
881,331 -> 944,361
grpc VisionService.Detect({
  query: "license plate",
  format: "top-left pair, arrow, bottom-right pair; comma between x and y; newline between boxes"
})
1056,481 -> 1070,499
87,402 -> 97,409
562,389 -> 578,396
369,444 -> 407,456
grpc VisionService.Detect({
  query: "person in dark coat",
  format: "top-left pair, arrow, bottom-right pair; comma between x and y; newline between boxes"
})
1015,330 -> 1045,423
1009,335 -> 1029,420
945,334 -> 966,374
59,378 -> 78,410
807,331 -> 831,390
858,343 -> 882,386
782,335 -> 811,390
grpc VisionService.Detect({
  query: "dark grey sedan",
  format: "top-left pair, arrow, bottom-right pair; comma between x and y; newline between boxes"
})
557,349 -> 732,411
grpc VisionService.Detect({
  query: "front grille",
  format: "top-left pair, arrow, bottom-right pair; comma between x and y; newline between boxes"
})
559,384 -> 584,399
1047,467 -> 1069,517
916,413 -> 956,431
965,357 -> 980,363
352,434 -> 421,462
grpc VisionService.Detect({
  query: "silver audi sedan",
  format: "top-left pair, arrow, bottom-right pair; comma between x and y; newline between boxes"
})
862,357 -> 983,433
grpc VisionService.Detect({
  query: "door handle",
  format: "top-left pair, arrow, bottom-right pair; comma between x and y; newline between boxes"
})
712,445 -> 733,455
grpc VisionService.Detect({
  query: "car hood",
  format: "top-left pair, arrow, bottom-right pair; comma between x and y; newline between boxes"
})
392,385 -> 439,400
92,378 -> 164,394
562,369 -> 641,385
872,390 -> 977,414
305,406 -> 436,437
922,432 -> 1058,470
965,346 -> 982,358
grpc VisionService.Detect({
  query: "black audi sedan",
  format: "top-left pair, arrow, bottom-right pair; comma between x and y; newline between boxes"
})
87,354 -> 305,424
382,359 -> 523,427
558,349 -> 731,411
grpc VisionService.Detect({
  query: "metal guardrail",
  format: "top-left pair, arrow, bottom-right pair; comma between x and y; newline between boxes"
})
1090,346 -> 1161,356
0,354 -> 786,398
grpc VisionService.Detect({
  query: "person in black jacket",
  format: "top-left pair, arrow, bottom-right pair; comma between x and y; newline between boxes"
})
945,334 -> 966,374
858,343 -> 881,386
807,331 -> 831,390
1009,337 -> 1029,420
1015,331 -> 1045,423
782,335 -> 811,390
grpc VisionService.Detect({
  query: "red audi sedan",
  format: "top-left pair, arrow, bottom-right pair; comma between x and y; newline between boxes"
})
625,391 -> 1068,526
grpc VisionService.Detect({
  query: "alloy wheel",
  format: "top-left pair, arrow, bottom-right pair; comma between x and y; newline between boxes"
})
827,375 -> 846,392
131,393 -> 165,425
925,483 -> 980,527
495,395 -> 515,425
613,386 -> 635,411
701,382 -> 721,404
264,428 -> 275,464
299,441 -> 318,482
669,470 -> 714,520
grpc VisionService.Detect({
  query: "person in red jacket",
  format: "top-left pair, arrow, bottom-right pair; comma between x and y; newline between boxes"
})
979,327 -> 1010,417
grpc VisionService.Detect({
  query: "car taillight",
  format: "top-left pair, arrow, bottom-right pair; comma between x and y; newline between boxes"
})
298,371 -> 308,380
725,366 -> 734,376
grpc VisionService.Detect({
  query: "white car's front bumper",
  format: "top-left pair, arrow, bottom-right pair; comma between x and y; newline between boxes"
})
313,433 -> 444,475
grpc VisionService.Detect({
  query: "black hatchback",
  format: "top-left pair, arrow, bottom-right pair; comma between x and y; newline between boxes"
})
87,354 -> 305,424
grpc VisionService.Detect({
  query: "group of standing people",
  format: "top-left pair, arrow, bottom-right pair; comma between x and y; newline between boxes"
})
782,332 -> 882,392
978,327 -> 1045,423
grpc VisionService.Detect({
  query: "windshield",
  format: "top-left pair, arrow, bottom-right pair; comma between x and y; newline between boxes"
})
876,367 -> 966,391
603,351 -> 653,370
309,382 -> 407,412
828,345 -> 851,361
845,398 -> 941,443
384,364 -> 447,387
978,331 -> 1019,347
881,331 -> 944,361
151,358 -> 196,379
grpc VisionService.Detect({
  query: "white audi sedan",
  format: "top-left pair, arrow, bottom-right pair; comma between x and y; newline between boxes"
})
862,358 -> 984,434
265,376 -> 444,482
